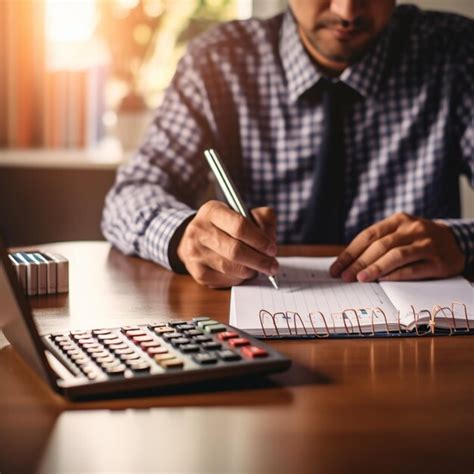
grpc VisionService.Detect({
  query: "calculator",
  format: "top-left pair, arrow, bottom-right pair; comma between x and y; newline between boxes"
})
0,238 -> 291,401
42,317 -> 291,399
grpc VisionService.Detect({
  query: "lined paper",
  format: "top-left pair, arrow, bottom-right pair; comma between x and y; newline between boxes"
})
230,257 -> 398,336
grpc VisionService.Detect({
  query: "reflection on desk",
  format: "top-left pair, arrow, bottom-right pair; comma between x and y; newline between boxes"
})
0,242 -> 473,474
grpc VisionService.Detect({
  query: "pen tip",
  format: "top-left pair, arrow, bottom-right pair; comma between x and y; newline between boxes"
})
270,275 -> 279,290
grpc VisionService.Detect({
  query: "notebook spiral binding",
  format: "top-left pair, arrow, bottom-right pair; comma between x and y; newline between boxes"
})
258,302 -> 472,338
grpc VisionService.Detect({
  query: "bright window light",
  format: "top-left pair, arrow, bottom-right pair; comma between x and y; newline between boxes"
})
46,0 -> 97,43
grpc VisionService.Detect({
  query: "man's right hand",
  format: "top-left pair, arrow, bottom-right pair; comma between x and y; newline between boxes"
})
176,200 -> 279,288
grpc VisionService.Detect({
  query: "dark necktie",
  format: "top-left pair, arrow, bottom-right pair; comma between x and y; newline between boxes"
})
301,80 -> 358,244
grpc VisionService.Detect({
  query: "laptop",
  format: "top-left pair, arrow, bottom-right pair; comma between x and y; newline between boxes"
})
0,238 -> 290,400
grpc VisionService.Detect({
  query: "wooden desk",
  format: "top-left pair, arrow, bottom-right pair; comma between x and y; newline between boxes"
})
1,242 -> 473,474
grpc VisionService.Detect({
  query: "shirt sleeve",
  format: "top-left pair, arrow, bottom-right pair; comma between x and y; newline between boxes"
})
101,46 -> 215,271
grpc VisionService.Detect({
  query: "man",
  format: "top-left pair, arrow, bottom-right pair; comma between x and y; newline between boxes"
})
102,0 -> 473,288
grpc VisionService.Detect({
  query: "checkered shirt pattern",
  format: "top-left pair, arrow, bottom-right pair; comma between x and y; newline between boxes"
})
102,5 -> 474,272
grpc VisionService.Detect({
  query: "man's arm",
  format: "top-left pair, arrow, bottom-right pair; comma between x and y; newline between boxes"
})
101,48 -> 214,271
102,40 -> 278,286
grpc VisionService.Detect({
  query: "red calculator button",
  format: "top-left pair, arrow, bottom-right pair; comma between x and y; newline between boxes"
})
228,337 -> 250,348
218,331 -> 239,341
241,346 -> 268,358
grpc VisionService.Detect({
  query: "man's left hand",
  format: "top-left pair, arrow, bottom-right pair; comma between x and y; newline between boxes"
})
329,212 -> 465,282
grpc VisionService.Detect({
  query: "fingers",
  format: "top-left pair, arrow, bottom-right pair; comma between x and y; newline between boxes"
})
201,225 -> 278,276
206,202 -> 276,257
176,200 -> 279,288
379,261 -> 439,281
329,213 -> 465,283
356,242 -> 430,282
188,262 -> 249,289
330,213 -> 404,277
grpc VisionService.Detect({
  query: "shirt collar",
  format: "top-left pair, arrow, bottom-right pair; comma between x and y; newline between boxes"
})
279,8 -> 398,102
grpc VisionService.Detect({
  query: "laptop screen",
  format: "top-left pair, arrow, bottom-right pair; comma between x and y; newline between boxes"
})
0,237 -> 56,386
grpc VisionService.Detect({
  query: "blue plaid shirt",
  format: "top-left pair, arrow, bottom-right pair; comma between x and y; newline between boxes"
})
102,5 -> 474,272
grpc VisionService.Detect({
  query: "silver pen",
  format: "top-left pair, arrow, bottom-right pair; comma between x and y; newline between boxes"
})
204,148 -> 279,290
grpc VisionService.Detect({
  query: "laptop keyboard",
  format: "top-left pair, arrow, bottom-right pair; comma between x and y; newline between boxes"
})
45,317 -> 288,383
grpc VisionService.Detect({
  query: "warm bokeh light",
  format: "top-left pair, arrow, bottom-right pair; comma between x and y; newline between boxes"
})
46,0 -> 97,43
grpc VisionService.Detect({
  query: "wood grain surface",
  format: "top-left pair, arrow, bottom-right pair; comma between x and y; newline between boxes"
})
0,242 -> 473,474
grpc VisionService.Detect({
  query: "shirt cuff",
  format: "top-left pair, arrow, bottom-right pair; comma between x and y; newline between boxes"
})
438,219 -> 474,271
142,207 -> 196,271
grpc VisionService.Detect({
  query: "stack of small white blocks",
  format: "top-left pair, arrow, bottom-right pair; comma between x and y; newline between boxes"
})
8,251 -> 68,296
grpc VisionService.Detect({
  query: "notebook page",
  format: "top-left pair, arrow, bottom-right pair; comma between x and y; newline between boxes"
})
230,257 -> 399,336
380,277 -> 474,328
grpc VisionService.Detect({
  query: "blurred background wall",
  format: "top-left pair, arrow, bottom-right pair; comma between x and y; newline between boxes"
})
0,0 -> 472,246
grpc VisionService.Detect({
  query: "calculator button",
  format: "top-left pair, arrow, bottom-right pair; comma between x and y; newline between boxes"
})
196,319 -> 219,330
132,335 -> 153,343
92,329 -> 112,336
179,343 -> 200,353
192,316 -> 210,323
192,353 -> 218,364
176,324 -> 195,331
114,348 -> 135,355
217,350 -> 242,362
81,342 -> 102,349
90,351 -> 111,359
60,343 -> 76,351
125,329 -> 147,337
96,333 -> 118,341
108,343 -> 129,351
147,346 -> 169,356
86,371 -> 100,380
76,339 -> 97,346
102,338 -> 123,346
86,347 -> 108,355
241,346 -> 268,358
128,362 -> 150,372
217,331 -> 239,341
168,320 -> 187,327
96,356 -> 117,365
184,329 -> 203,337
153,353 -> 174,363
154,327 -> 175,335
160,358 -> 184,369
193,335 -> 213,343
162,332 -> 181,341
204,324 -> 227,334
171,337 -> 191,347
148,323 -> 166,329
228,338 -> 250,348
119,353 -> 141,361
201,341 -> 222,351
121,325 -> 141,332
105,365 -> 127,376
70,330 -> 90,337
140,341 -> 161,349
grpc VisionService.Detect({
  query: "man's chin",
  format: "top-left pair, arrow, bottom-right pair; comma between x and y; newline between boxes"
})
312,31 -> 371,64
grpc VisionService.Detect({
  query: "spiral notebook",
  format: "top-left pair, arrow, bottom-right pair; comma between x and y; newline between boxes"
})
230,257 -> 474,338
